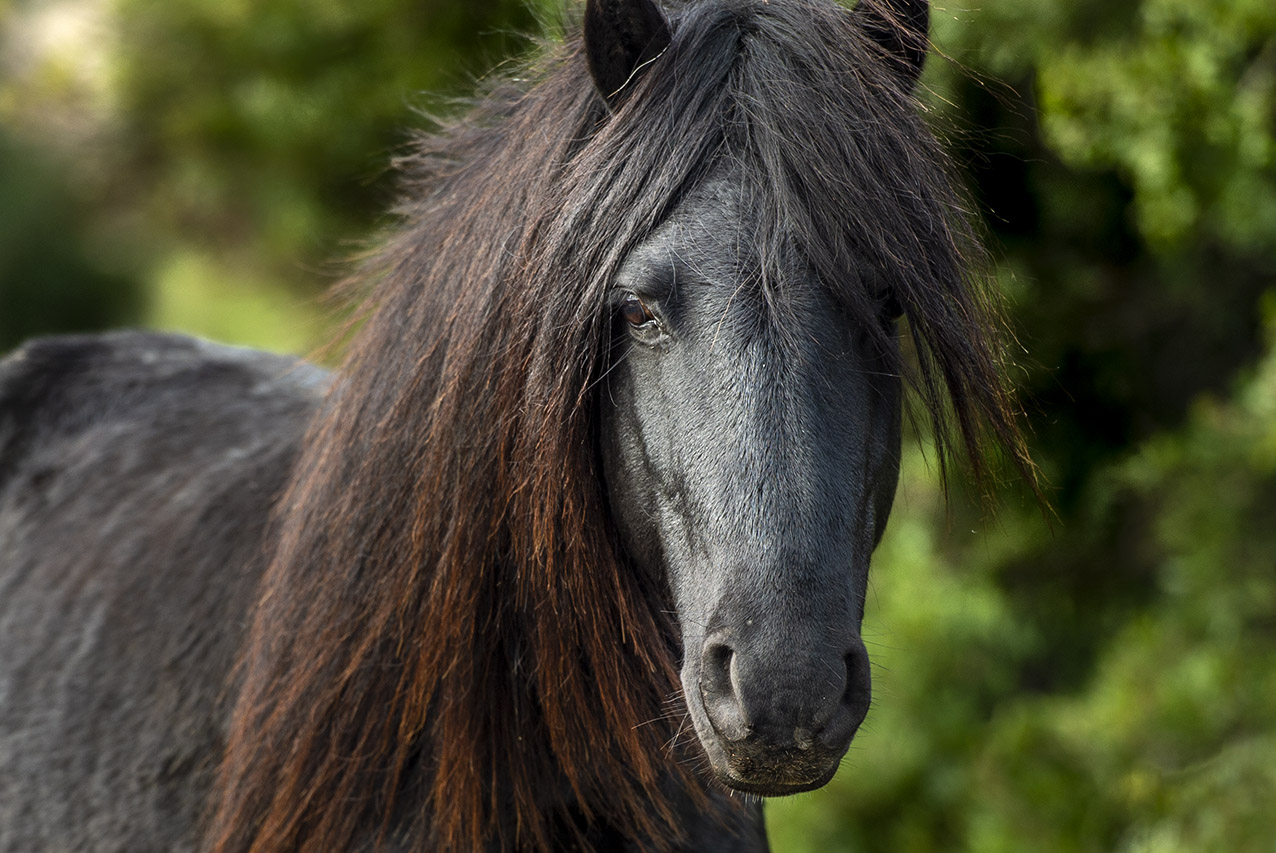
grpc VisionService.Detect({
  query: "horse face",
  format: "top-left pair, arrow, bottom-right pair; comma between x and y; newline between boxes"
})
601,176 -> 903,795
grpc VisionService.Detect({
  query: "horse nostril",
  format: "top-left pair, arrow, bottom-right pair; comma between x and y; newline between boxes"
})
705,641 -> 733,676
700,641 -> 750,741
701,641 -> 734,704
836,646 -> 872,736
842,654 -> 857,706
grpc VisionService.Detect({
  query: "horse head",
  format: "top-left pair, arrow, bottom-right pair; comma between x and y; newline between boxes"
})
600,175 -> 904,794
588,0 -> 928,795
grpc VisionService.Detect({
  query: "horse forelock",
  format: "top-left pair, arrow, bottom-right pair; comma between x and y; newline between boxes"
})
209,2 -> 1035,851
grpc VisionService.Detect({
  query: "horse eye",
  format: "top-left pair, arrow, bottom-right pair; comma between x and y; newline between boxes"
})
619,294 -> 655,327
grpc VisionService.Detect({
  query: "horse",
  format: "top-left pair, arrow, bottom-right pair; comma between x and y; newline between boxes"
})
0,0 -> 1033,849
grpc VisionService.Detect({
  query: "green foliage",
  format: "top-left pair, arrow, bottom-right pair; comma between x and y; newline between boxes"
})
939,0 -> 1276,252
966,327 -> 1276,852
0,131 -> 143,350
1037,0 -> 1276,252
2,0 -> 551,352
108,0 -> 545,275
147,249 -> 327,353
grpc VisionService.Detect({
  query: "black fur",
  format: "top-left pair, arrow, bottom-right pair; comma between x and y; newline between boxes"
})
0,333 -> 324,851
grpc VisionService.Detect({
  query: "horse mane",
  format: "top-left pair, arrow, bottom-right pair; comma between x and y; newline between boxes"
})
208,1 -> 1035,851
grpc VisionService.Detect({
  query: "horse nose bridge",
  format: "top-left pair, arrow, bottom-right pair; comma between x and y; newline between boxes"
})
674,325 -> 879,537
695,390 -> 869,554
700,330 -> 840,455
705,539 -> 867,621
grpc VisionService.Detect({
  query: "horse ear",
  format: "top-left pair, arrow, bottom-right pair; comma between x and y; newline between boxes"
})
852,0 -> 930,91
584,0 -> 672,107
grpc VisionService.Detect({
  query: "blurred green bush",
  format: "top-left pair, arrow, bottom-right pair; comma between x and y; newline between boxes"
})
2,0 -> 547,353
0,130 -> 142,349
2,0 -> 1274,849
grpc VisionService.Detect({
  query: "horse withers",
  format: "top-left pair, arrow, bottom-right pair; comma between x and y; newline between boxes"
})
0,1 -> 1031,850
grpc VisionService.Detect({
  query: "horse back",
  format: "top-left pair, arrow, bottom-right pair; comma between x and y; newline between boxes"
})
0,331 -> 324,852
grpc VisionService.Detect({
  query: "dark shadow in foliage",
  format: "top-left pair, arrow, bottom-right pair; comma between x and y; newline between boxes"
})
0,132 -> 144,352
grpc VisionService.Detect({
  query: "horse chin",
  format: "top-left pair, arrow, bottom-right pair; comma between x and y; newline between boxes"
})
703,734 -> 846,796
715,765 -> 840,798
694,733 -> 846,797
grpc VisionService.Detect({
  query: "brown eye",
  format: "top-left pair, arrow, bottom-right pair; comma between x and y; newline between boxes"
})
619,294 -> 655,327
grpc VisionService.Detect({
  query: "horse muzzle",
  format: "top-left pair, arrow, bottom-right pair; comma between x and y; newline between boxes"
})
688,632 -> 872,795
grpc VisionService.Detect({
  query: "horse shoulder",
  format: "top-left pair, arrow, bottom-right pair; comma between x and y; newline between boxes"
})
0,330 -> 324,852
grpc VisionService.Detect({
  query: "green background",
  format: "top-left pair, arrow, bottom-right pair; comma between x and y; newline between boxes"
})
3,0 -> 1274,849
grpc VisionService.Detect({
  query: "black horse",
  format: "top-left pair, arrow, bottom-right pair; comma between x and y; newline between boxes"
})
0,0 -> 1032,850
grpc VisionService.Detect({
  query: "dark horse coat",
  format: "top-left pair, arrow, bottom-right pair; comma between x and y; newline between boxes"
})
0,0 -> 1033,850
0,335 -> 323,849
